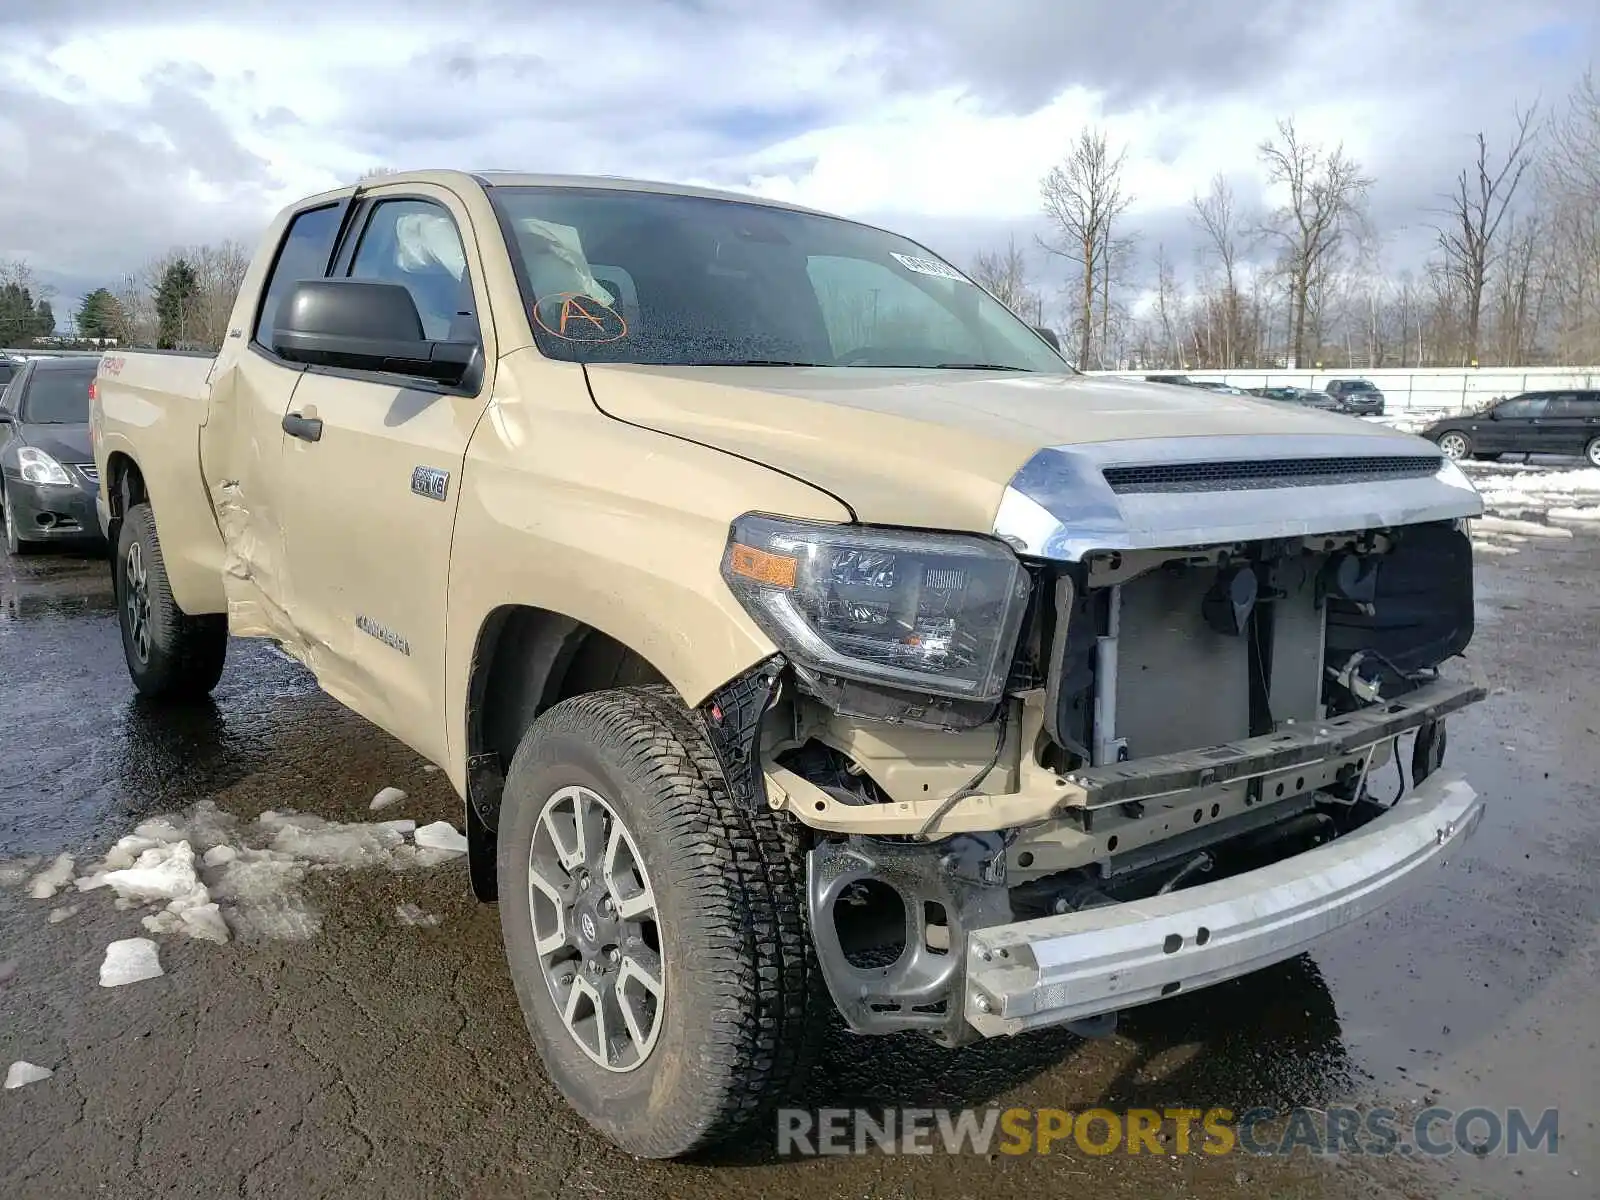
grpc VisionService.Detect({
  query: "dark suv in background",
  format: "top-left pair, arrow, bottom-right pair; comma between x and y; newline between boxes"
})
1325,378 -> 1386,415
1421,390 -> 1600,465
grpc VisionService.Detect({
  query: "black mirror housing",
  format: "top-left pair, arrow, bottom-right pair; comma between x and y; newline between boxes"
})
1032,325 -> 1062,353
272,278 -> 477,386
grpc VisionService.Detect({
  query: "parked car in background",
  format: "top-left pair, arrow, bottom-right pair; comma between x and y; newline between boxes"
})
1191,380 -> 1248,395
1421,390 -> 1600,465
1325,379 -> 1386,415
1143,373 -> 1195,386
0,356 -> 104,554
0,355 -> 19,390
1250,386 -> 1343,412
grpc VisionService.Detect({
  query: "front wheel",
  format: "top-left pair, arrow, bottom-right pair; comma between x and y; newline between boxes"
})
2,486 -> 38,556
115,503 -> 228,699
497,686 -> 824,1159
1586,437 -> 1600,468
1437,430 -> 1472,461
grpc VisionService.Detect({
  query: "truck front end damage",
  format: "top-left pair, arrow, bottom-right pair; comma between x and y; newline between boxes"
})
708,433 -> 1487,1045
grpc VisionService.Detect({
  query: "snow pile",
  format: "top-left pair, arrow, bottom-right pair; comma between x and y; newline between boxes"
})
1458,463 -> 1600,557
1366,411 -> 1449,435
64,801 -> 469,945
99,938 -> 163,987
369,786 -> 408,812
27,854 -> 74,899
414,821 -> 469,854
4,1062 -> 53,1090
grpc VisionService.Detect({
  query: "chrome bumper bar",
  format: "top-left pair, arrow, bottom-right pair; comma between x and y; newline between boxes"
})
964,771 -> 1483,1036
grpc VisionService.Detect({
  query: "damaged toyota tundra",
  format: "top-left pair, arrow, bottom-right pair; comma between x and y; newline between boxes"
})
90,170 -> 1487,1159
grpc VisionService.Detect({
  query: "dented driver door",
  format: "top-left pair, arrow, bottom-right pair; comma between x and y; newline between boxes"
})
199,200 -> 349,646
268,187 -> 495,764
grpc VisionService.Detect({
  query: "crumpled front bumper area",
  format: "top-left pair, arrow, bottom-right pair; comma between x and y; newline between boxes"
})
964,771 -> 1483,1036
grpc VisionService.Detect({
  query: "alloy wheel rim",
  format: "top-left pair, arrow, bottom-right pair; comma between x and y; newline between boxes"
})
125,541 -> 152,664
1440,433 -> 1468,460
1589,441 -> 1600,468
528,784 -> 665,1073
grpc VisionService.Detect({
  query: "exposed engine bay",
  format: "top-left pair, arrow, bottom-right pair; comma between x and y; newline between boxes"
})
703,509 -> 1484,1045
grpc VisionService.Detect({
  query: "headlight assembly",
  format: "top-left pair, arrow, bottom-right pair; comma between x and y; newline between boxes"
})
17,447 -> 73,486
721,514 -> 1032,703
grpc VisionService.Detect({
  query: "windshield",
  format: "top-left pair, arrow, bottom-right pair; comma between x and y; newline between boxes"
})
490,186 -> 1070,372
21,367 -> 95,423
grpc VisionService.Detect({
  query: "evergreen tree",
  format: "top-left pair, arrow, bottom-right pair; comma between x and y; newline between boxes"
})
155,259 -> 199,349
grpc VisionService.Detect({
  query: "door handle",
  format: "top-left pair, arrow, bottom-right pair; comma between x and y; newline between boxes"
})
282,412 -> 323,442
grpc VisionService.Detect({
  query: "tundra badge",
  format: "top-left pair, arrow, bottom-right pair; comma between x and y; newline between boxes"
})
411,466 -> 450,501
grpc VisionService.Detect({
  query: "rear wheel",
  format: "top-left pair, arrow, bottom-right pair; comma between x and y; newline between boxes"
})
1586,437 -> 1600,468
115,503 -> 227,699
2,486 -> 38,556
1437,430 -> 1471,461
497,685 -> 823,1159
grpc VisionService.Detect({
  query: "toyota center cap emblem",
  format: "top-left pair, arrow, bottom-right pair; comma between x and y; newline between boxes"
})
581,912 -> 598,942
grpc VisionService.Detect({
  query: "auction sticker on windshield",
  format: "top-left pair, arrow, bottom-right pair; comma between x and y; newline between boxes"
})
890,252 -> 968,282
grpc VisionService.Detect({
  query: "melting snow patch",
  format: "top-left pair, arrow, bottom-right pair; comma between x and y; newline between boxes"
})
414,821 -> 468,855
1472,541 -> 1519,556
28,853 -> 75,900
1474,516 -> 1573,539
48,905 -> 80,924
62,798 -> 467,946
0,856 -> 42,888
396,902 -> 441,928
99,938 -> 163,987
4,1062 -> 53,1090
370,786 -> 408,812
1550,505 -> 1600,522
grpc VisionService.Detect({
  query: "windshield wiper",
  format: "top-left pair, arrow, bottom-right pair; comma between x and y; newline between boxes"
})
933,362 -> 1031,371
679,359 -> 829,367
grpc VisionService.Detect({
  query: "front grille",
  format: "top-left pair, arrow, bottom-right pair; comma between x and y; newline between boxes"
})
1102,455 -> 1441,495
74,463 -> 98,485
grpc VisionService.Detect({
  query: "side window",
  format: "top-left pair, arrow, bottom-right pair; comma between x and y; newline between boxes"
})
347,199 -> 478,343
253,204 -> 343,349
1495,397 -> 1541,419
1546,394 -> 1580,417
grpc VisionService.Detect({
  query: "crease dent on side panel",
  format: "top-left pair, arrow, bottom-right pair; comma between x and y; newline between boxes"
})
212,479 -> 328,670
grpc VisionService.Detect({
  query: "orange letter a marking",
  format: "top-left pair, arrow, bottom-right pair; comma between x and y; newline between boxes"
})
559,295 -> 610,336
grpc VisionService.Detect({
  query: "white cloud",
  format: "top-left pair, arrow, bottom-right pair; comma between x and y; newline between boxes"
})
0,0 -> 1594,312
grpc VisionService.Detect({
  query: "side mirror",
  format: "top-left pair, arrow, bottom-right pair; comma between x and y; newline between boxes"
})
1032,325 -> 1061,353
273,279 -> 477,386
0,411 -> 12,424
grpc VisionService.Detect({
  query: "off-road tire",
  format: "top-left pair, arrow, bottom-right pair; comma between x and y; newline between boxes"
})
2,485 -> 38,556
115,503 -> 227,699
497,685 -> 825,1159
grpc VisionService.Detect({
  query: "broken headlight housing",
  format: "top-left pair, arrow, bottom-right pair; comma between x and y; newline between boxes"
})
721,514 -> 1032,702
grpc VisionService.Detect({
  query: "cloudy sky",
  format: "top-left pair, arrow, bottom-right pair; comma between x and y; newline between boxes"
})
1,0 -> 1595,326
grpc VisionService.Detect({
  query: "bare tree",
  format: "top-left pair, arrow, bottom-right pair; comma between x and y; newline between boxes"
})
969,237 -> 1040,321
1539,71 -> 1600,364
1431,106 -> 1538,365
1257,118 -> 1372,367
1189,175 -> 1249,368
1039,128 -> 1134,368
1151,243 -> 1182,367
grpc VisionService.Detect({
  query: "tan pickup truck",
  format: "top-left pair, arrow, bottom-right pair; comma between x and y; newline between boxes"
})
91,170 -> 1488,1158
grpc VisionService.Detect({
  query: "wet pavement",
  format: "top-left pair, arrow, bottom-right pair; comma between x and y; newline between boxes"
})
1,535 -> 1597,1199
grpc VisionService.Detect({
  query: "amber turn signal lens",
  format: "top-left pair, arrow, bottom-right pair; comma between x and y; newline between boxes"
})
728,543 -> 798,589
